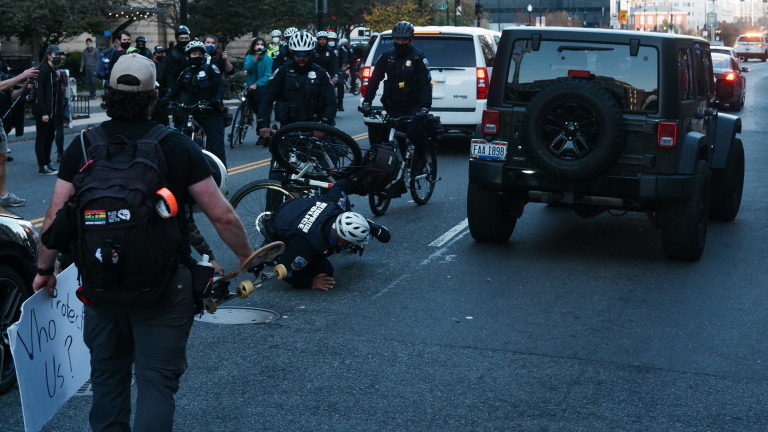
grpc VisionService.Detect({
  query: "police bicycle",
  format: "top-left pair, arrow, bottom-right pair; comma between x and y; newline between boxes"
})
227,82 -> 254,149
168,100 -> 212,150
361,110 -> 438,216
229,122 -> 364,247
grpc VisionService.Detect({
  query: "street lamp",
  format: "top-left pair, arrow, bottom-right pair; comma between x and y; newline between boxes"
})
527,3 -> 533,25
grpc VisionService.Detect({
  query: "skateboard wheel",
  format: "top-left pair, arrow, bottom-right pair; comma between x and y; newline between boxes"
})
237,280 -> 255,298
204,298 -> 218,313
274,264 -> 287,280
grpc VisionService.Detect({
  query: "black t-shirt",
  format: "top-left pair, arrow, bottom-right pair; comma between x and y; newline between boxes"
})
59,119 -> 213,257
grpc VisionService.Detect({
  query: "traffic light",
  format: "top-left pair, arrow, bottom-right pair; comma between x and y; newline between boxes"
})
714,28 -> 722,41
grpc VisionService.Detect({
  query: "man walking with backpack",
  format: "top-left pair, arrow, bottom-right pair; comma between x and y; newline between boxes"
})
33,54 -> 253,432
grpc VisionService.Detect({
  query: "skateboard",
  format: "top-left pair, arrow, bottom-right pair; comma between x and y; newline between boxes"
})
203,241 -> 287,313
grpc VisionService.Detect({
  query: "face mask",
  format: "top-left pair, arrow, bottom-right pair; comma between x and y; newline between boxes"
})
51,57 -> 62,66
328,41 -> 336,47
189,57 -> 204,67
256,46 -> 265,53
272,37 -> 280,44
156,55 -> 166,63
120,41 -> 131,50
205,44 -> 215,53
394,43 -> 410,56
178,40 -> 189,49
87,44 -> 93,49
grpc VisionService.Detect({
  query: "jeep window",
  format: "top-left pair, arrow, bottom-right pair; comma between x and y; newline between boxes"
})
504,40 -> 659,112
371,36 -> 477,68
478,34 -> 496,67
692,44 -> 714,98
678,48 -> 694,101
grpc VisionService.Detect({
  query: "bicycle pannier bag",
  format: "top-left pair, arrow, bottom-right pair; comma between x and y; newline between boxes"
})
359,143 -> 399,193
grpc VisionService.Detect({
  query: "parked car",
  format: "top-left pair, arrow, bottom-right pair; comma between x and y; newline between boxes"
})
468,27 -> 745,260
733,33 -> 767,62
0,208 -> 38,394
360,26 -> 501,141
711,52 -> 748,111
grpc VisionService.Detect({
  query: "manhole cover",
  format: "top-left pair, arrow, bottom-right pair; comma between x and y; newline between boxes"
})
194,307 -> 280,325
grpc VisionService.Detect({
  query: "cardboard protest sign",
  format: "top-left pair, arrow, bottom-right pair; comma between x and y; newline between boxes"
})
8,264 -> 90,432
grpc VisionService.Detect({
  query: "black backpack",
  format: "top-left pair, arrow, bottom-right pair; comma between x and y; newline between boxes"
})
97,48 -> 115,80
72,124 -> 182,304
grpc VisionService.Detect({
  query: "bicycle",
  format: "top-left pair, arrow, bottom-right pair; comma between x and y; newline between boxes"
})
168,101 -> 212,150
361,110 -> 438,216
227,83 -> 254,149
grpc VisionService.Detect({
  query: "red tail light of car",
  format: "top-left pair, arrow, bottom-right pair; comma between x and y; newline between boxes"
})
725,72 -> 736,81
360,66 -> 372,98
477,67 -> 488,100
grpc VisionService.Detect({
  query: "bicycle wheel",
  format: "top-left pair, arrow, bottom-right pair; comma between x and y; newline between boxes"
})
230,180 -> 296,248
228,104 -> 244,149
409,141 -> 437,205
368,186 -> 393,216
270,122 -> 363,181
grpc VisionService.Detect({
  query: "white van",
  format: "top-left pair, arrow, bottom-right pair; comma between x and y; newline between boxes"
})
359,26 -> 501,137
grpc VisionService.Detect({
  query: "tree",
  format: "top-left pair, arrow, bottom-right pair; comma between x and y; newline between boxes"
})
362,0 -> 434,32
0,0 -> 123,58
188,0 -> 255,46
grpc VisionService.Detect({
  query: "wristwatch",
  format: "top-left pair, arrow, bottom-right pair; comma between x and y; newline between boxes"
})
35,267 -> 55,276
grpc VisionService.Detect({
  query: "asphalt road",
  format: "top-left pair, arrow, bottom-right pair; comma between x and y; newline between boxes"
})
2,66 -> 768,431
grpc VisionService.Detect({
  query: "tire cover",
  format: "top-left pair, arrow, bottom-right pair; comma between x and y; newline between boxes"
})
521,79 -> 625,181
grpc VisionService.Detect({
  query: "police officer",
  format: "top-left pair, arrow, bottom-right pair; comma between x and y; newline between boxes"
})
360,21 -> 432,170
267,29 -> 282,58
150,45 -> 170,126
163,26 -> 191,94
313,31 -> 339,80
272,27 -> 299,72
164,40 -> 228,166
328,31 -> 348,111
135,36 -> 152,58
267,196 -> 389,290
258,31 -> 337,180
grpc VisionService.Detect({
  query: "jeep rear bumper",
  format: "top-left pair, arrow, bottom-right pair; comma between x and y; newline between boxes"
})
469,160 -> 698,202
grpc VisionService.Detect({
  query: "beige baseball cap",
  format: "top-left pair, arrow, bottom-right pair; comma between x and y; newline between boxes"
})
109,53 -> 156,92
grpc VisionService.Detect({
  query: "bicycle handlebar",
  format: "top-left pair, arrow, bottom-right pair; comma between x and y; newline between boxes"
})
168,101 -> 215,111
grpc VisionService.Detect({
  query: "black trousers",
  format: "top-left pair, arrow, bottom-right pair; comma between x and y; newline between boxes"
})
83,266 -> 195,432
34,116 -> 56,167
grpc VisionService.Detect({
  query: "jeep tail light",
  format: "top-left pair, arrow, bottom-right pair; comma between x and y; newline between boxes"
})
477,67 -> 488,100
725,72 -> 736,81
482,109 -> 500,135
657,122 -> 677,148
360,66 -> 372,98
568,69 -> 591,79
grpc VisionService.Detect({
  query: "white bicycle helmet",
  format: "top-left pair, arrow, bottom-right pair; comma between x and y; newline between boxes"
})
284,27 -> 299,38
185,40 -> 205,55
315,30 -> 329,39
270,29 -> 282,37
333,212 -> 371,246
289,31 -> 316,52
327,31 -> 338,39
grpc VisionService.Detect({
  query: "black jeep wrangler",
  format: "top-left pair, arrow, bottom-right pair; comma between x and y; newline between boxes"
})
467,28 -> 744,260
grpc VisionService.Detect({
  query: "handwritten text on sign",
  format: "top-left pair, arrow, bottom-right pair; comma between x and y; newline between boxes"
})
8,264 -> 91,432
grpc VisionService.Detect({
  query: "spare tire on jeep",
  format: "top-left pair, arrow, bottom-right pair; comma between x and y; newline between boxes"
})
521,79 -> 625,181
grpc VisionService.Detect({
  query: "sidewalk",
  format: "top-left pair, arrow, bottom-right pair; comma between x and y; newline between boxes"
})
6,92 -> 240,144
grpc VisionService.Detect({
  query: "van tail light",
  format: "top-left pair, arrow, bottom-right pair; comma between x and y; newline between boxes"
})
360,66 -> 372,98
725,72 -> 736,81
481,109 -> 500,135
657,122 -> 677,148
476,67 -> 488,100
759,43 -> 764,48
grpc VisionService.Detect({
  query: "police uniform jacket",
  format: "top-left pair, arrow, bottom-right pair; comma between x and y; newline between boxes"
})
363,45 -> 432,112
166,63 -> 225,109
313,45 -> 339,76
163,45 -> 189,92
257,61 -> 336,127
271,198 -> 344,286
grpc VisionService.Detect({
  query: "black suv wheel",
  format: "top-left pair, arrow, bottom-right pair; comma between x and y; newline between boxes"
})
521,79 -> 625,181
467,182 -> 522,243
660,160 -> 710,260
710,138 -> 744,221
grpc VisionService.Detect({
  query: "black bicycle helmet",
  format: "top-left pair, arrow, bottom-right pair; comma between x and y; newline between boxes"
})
391,21 -> 414,38
175,25 -> 191,37
136,36 -> 147,43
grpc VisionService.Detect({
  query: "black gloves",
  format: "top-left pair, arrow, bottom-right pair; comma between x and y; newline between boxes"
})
414,108 -> 429,120
359,102 -> 372,117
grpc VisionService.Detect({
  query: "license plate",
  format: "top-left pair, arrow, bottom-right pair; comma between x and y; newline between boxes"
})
470,140 -> 507,161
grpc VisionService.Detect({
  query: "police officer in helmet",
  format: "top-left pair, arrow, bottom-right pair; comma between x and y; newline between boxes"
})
164,40 -> 228,166
163,26 -> 191,93
360,21 -> 432,172
257,30 -> 336,181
